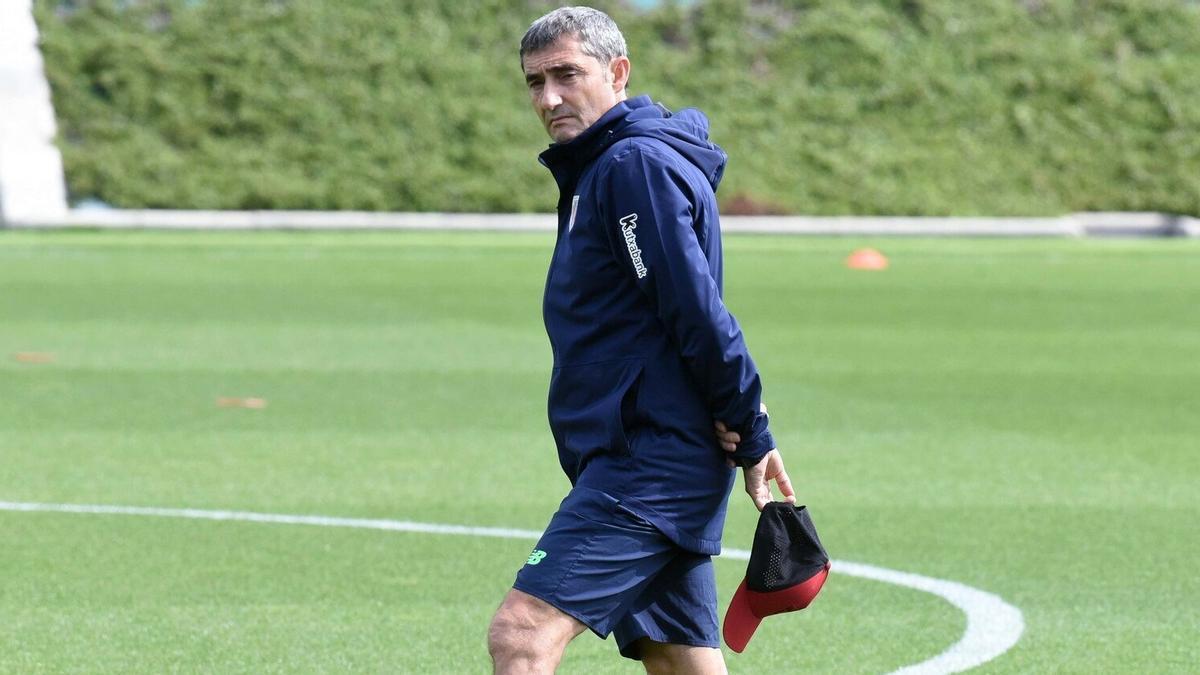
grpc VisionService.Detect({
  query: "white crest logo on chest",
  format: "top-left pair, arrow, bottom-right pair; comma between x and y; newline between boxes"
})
567,195 -> 580,232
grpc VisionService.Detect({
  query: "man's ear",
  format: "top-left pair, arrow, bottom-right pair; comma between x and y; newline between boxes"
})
608,55 -> 630,94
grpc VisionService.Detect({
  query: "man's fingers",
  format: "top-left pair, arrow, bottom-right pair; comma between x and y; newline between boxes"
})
713,421 -> 740,442
713,419 -> 740,453
774,468 -> 796,502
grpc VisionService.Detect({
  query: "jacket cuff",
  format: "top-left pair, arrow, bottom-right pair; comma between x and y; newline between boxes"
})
730,429 -> 775,468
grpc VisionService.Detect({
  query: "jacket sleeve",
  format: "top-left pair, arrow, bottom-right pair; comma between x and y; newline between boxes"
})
599,145 -> 775,466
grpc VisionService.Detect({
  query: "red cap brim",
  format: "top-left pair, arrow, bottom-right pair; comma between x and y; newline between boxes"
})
723,563 -> 831,653
747,563 -> 830,617
722,578 -> 762,653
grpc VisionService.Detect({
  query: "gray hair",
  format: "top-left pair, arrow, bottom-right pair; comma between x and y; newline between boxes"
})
520,6 -> 627,68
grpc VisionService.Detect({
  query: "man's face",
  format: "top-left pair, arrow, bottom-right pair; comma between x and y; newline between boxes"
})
523,36 -> 628,144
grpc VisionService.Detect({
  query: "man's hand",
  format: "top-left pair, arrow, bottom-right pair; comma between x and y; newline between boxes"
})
714,419 -> 740,456
715,420 -> 792,509
742,449 -> 796,511
714,403 -> 796,511
714,401 -> 766,460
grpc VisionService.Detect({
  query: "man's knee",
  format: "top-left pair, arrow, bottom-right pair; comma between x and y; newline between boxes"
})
488,590 -> 583,671
487,602 -> 542,660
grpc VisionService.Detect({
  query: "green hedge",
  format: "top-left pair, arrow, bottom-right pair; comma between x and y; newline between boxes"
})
35,0 -> 1200,215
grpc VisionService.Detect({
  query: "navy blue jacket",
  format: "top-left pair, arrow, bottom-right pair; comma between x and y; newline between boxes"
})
540,95 -> 774,555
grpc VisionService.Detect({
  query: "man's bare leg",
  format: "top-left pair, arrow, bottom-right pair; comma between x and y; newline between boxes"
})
488,588 -> 588,674
637,639 -> 727,675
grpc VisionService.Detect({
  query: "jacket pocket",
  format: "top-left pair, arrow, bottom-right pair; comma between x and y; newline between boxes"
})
548,358 -> 645,469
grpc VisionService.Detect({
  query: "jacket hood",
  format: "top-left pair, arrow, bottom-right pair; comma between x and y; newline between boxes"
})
540,95 -> 727,191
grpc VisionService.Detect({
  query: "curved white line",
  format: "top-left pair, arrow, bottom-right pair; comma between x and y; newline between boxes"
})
0,501 -> 1022,673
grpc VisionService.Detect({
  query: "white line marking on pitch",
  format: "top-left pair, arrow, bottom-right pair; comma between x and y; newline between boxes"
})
0,501 -> 1023,674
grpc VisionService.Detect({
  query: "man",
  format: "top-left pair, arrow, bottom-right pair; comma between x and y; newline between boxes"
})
488,7 -> 795,674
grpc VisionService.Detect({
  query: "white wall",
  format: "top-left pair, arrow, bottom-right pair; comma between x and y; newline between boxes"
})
0,0 -> 68,224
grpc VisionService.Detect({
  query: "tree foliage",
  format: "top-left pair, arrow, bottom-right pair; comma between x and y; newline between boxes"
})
35,0 -> 1200,214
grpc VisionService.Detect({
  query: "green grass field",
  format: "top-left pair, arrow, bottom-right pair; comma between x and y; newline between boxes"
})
1,230 -> 1197,673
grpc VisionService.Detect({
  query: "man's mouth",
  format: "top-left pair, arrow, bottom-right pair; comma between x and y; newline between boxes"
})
549,115 -> 573,126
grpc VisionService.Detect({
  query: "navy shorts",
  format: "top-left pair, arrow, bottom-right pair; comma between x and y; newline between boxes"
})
512,487 -> 719,660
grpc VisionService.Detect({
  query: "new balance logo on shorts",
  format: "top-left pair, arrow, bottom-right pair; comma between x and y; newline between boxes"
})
526,549 -> 547,566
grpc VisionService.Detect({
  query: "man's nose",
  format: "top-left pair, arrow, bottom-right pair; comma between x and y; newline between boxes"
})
538,83 -> 563,111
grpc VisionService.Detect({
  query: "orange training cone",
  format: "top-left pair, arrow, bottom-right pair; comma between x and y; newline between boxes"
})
845,248 -> 889,270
